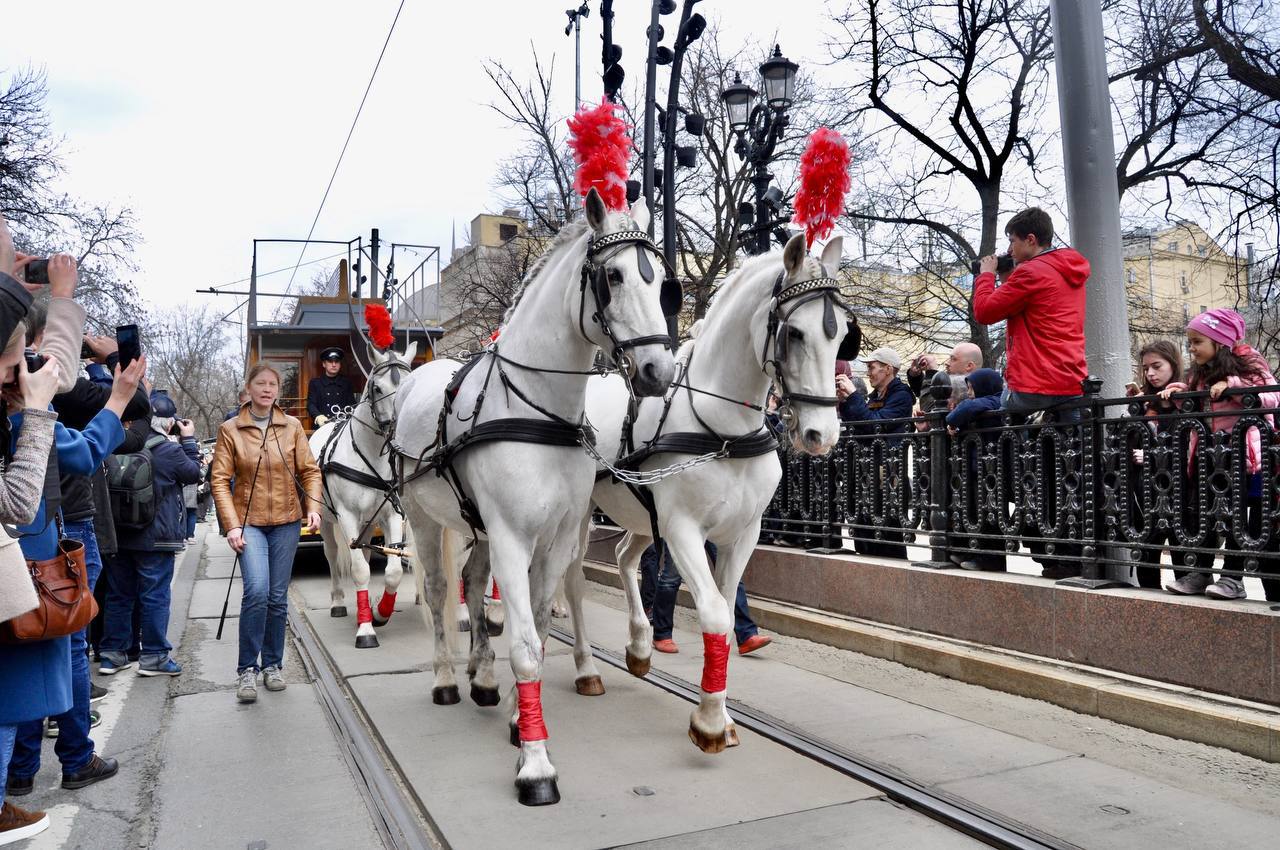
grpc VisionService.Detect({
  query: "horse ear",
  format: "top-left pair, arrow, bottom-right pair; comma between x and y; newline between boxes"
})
584,188 -> 608,232
783,232 -> 807,276
403,341 -> 418,363
629,199 -> 650,232
820,236 -> 844,273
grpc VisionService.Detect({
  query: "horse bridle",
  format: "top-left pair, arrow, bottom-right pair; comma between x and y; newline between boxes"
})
578,229 -> 683,368
358,357 -> 412,436
763,267 -> 862,425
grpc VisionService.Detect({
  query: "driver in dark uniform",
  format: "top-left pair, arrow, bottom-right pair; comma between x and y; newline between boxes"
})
306,347 -> 357,426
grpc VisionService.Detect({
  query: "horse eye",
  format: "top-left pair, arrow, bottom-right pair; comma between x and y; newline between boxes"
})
607,268 -> 623,285
788,327 -> 804,343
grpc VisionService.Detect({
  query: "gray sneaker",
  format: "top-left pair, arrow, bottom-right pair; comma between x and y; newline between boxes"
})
262,666 -> 286,692
236,670 -> 258,704
1205,577 -> 1246,600
1165,571 -> 1213,595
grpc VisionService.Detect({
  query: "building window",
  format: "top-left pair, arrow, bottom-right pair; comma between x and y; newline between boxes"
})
1180,273 -> 1189,295
1127,267 -> 1136,285
1168,241 -> 1179,253
499,223 -> 518,242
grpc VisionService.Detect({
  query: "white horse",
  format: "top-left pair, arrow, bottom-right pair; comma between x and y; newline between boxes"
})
395,189 -> 676,806
564,235 -> 854,752
311,343 -> 416,649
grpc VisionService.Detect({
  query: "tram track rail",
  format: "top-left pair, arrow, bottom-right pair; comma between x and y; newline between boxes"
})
289,607 -> 450,850
549,626 -> 1079,850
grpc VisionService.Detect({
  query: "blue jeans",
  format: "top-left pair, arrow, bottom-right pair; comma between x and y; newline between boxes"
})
102,549 -> 175,663
11,520 -> 104,776
644,542 -> 758,645
1,724 -> 16,807
238,522 -> 300,673
185,508 -> 198,539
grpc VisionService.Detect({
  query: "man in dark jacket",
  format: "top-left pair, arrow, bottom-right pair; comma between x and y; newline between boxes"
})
99,394 -> 202,677
836,347 -> 915,559
306,347 -> 356,426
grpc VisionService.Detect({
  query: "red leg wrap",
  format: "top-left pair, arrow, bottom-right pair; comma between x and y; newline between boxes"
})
355,590 -> 372,624
458,579 -> 466,604
376,591 -> 396,620
516,681 -> 548,743
490,579 -> 500,600
701,633 -> 730,694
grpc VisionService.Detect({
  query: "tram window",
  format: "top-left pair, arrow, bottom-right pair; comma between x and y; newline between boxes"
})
274,358 -> 301,413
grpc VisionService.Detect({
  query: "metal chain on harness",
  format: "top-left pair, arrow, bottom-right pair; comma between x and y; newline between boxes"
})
580,426 -> 732,485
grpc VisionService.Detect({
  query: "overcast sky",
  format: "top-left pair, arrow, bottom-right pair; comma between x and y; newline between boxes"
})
0,0 -> 841,318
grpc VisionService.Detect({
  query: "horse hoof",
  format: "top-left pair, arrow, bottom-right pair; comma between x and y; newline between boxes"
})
574,675 -> 606,696
725,723 -> 741,748
485,619 -> 504,637
432,685 -> 461,705
516,777 -> 560,807
625,648 -> 651,678
509,723 -> 520,748
470,684 -> 500,707
330,605 -> 348,618
688,722 -> 728,754
372,616 -> 389,628
354,634 -> 379,649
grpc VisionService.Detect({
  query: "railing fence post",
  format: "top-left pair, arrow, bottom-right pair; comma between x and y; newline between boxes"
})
912,383 -> 954,570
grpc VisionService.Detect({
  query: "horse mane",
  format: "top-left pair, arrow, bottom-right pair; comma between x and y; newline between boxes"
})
503,219 -> 590,324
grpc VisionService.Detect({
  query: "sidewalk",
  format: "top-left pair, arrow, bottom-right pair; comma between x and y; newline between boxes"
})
15,526 -> 382,850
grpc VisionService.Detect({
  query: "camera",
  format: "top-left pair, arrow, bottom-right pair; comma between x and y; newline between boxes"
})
24,259 -> 50,285
1,350 -> 46,389
971,254 -> 1014,276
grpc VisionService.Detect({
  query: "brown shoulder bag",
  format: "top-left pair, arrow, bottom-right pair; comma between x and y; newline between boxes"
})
0,537 -> 98,644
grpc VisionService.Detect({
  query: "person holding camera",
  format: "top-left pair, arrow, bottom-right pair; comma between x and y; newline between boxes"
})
99,394 -> 202,678
972,208 -> 1090,421
2,227 -> 146,806
0,211 -> 67,844
212,363 -> 322,703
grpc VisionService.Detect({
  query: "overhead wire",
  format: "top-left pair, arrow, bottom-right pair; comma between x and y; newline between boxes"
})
283,0 -> 407,295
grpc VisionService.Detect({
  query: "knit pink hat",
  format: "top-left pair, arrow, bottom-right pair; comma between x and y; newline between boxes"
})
1187,308 -> 1245,348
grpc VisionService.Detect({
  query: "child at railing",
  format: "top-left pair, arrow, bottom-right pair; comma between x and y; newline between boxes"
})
1159,309 -> 1280,601
1124,340 -> 1206,589
946,369 -> 1007,571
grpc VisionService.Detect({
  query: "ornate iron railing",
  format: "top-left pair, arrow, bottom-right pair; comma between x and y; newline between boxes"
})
761,379 -> 1280,598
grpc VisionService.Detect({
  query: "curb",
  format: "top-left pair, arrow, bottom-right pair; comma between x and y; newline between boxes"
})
582,560 -> 1280,763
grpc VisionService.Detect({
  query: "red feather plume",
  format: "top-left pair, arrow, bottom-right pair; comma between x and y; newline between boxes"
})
364,303 -> 394,351
567,100 -> 631,211
792,128 -> 852,248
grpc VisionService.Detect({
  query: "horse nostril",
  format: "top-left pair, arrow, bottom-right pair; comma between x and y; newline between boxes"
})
642,361 -> 659,383
804,428 -> 822,446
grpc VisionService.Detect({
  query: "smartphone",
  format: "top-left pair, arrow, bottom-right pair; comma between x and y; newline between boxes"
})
80,340 -> 95,360
1126,381 -> 1141,394
116,324 -> 141,371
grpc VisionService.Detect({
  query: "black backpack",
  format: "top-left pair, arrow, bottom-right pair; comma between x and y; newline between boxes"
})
105,434 -> 168,531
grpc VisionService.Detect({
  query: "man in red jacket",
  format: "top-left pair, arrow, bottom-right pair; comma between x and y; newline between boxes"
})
973,207 -> 1091,423
974,208 -> 1091,579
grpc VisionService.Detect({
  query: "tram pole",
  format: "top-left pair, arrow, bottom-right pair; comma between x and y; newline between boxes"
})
1049,0 -> 1133,586
1049,0 -> 1130,395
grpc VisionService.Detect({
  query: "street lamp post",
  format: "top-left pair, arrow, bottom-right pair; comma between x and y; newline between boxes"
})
722,45 -> 799,255
564,3 -> 590,109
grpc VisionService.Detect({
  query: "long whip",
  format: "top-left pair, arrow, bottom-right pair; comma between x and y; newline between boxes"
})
216,418 -> 270,640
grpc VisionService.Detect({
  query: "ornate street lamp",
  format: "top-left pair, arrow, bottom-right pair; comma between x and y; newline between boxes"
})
722,45 -> 801,255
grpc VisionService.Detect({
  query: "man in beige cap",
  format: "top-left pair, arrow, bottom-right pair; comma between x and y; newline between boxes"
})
836,346 -> 914,559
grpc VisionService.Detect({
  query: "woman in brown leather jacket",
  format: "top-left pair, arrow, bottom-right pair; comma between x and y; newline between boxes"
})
211,362 -> 321,704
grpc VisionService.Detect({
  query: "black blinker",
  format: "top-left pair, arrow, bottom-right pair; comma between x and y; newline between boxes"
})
822,296 -> 838,340
635,246 -> 654,283
837,316 -> 862,361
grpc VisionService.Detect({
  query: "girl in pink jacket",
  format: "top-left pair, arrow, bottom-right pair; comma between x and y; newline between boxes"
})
1160,309 -> 1280,601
